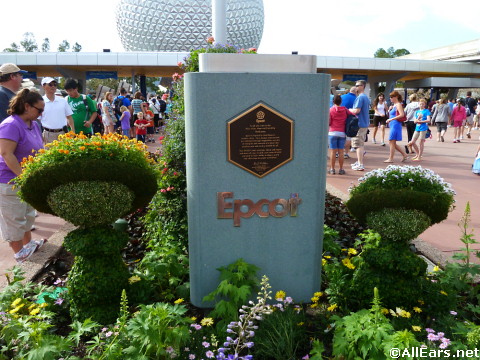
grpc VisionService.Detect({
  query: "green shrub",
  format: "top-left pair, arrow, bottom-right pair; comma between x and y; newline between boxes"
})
64,226 -> 129,324
47,181 -> 134,227
366,208 -> 431,242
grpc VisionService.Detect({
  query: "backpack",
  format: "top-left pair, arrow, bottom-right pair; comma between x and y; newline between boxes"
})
113,96 -> 123,117
345,112 -> 360,137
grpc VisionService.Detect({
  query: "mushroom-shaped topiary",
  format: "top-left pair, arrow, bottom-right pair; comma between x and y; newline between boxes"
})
16,132 -> 158,323
342,165 -> 455,312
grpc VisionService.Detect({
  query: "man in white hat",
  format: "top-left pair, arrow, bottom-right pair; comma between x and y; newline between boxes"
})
0,63 -> 27,122
40,77 -> 75,143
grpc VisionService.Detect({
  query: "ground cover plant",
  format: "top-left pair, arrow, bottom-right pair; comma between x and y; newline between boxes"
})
2,41 -> 480,359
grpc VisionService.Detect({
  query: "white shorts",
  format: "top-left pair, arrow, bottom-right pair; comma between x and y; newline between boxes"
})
0,183 -> 35,242
102,115 -> 115,127
466,114 -> 474,125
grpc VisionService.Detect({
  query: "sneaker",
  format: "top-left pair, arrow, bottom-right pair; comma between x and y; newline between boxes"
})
467,133 -> 471,139
372,139 -> 377,144
352,164 -> 365,171
460,136 -> 464,140
14,245 -> 37,263
335,153 -> 339,158
25,238 -> 47,253
351,161 -> 359,168
350,147 -> 356,153
328,169 -> 335,175
338,169 -> 346,175
343,153 -> 350,159
381,142 -> 386,146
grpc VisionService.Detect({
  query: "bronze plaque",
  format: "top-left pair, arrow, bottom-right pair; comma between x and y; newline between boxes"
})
228,103 -> 294,178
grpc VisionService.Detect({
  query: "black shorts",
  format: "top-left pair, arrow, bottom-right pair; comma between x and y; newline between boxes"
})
153,114 -> 160,127
373,115 -> 387,127
131,114 -> 137,128
147,126 -> 154,134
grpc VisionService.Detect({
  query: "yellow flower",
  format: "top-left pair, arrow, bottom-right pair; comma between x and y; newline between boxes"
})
190,316 -> 197,321
413,307 -> 422,313
400,310 -> 411,318
29,308 -> 40,316
412,325 -> 422,332
314,292 -> 323,298
174,298 -> 184,304
310,303 -> 318,309
297,322 -> 304,326
128,275 -> 141,284
327,304 -> 338,312
322,259 -> 327,266
440,290 -> 448,296
11,298 -> 22,307
432,265 -> 441,272
275,290 -> 286,300
381,308 -> 389,315
342,258 -> 355,270
417,300 -> 425,305
347,248 -> 358,256
311,296 -> 319,303
323,255 -> 331,259
200,317 -> 214,326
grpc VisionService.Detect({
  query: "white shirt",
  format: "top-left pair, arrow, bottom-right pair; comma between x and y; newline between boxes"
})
40,94 -> 73,129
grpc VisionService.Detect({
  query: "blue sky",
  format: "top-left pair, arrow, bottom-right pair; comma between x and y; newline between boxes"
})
1,0 -> 478,57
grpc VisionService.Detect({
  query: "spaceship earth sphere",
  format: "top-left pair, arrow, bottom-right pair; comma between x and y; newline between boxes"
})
116,0 -> 264,52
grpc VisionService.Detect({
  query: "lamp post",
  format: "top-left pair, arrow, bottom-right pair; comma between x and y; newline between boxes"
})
212,0 -> 227,45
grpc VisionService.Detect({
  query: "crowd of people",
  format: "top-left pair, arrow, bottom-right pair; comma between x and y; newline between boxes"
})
328,82 -> 480,175
0,62 -> 171,263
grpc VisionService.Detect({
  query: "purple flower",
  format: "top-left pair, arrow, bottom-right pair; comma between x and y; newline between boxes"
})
450,311 -> 457,315
191,323 -> 202,330
427,333 -> 439,341
284,297 -> 293,304
246,342 -> 254,348
425,328 -> 435,333
302,356 -> 310,360
189,355 -> 196,359
55,298 -> 64,305
206,350 -> 215,358
105,331 -> 113,338
437,332 -> 445,338
202,341 -> 210,348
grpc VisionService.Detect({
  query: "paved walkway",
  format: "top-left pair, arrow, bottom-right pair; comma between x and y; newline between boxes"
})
326,125 -> 480,261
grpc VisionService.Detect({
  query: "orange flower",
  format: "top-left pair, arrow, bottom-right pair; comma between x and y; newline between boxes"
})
96,147 -> 102,151
79,146 -> 86,151
38,149 -> 45,153
64,150 -> 69,154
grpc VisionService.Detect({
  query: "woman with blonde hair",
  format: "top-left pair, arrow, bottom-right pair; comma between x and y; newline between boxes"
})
384,91 -> 408,163
101,92 -> 115,134
431,97 -> 451,142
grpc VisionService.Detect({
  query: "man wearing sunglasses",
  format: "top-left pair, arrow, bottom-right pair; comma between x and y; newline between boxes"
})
0,63 -> 27,123
39,77 -> 74,143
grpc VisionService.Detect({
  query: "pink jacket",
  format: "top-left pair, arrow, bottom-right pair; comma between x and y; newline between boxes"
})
329,106 -> 352,132
451,106 -> 466,122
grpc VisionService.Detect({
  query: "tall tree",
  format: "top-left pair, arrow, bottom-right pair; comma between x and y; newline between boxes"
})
374,47 -> 410,58
3,42 -> 20,52
19,32 -> 38,52
72,42 -> 82,52
57,40 -> 70,52
41,38 -> 50,52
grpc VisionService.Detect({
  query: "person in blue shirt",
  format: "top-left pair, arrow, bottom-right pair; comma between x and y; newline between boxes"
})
341,87 -> 356,109
348,80 -> 371,171
408,98 -> 431,161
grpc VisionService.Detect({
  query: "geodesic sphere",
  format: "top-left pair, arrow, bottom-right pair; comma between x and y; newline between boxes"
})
115,0 -> 264,52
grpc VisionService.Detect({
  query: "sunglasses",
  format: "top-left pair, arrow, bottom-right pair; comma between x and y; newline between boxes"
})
47,82 -> 58,87
32,105 -> 44,114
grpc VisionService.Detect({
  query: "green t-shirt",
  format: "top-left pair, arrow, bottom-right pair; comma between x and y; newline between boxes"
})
67,94 -> 97,134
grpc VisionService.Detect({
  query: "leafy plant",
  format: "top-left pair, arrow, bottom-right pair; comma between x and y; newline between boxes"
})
203,258 -> 260,329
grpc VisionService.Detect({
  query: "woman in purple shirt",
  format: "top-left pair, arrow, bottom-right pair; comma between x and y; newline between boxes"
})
0,89 -> 45,263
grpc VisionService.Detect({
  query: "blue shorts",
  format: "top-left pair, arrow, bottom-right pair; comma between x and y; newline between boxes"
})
328,135 -> 346,150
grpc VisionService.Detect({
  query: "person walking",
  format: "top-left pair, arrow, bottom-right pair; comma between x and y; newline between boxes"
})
328,95 -> 351,175
0,63 -> 26,123
384,91 -> 408,163
464,91 -> 477,138
101,92 -> 115,135
451,99 -> 467,143
404,94 -> 420,154
371,92 -> 388,146
39,77 -> 74,143
0,89 -> 45,263
408,98 -> 431,161
431,97 -> 451,142
348,80 -> 371,171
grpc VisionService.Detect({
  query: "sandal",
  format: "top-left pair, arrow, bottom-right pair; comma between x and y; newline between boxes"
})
401,156 -> 409,162
383,160 -> 394,163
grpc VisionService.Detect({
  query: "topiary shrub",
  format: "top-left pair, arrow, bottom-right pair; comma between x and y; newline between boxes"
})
340,165 -> 456,314
47,181 -> 134,226
16,132 -> 158,324
64,226 -> 129,324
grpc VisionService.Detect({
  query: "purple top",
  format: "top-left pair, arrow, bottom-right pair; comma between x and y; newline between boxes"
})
121,111 -> 131,129
0,115 -> 43,183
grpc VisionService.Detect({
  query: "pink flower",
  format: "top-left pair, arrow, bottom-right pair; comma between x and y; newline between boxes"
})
159,136 -> 164,140
160,189 -> 167,193
427,333 -> 439,341
172,73 -> 180,81
105,331 -> 113,338
173,172 -> 178,176
206,36 -> 215,44
206,351 -> 214,359
248,47 -> 257,52
189,355 -> 196,360
202,341 -> 210,348
178,61 -> 183,67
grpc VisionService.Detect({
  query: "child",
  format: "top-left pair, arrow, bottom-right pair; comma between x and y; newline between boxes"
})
144,107 -> 155,143
473,144 -> 480,175
134,112 -> 148,143
408,98 -> 431,161
119,106 -> 131,137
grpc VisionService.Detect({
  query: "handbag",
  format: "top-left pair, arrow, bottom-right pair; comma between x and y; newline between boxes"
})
395,108 -> 407,122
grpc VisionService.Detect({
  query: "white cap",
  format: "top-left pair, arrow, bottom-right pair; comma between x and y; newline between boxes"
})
41,77 -> 56,85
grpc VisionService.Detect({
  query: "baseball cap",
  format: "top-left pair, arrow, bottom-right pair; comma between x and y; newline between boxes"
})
0,63 -> 27,75
41,77 -> 56,85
